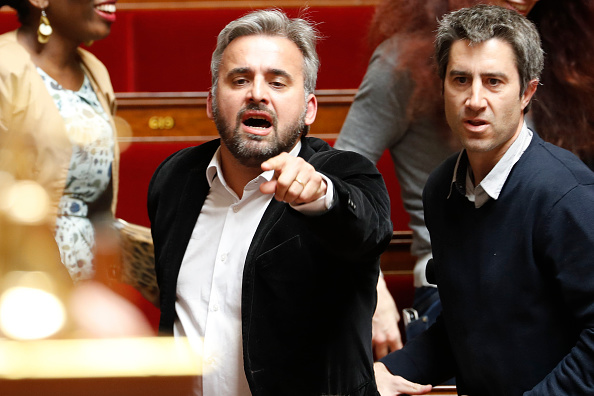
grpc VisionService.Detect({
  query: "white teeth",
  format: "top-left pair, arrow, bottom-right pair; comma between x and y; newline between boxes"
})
96,4 -> 116,13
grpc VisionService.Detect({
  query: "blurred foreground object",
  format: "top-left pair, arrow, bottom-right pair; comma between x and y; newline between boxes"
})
0,336 -> 201,396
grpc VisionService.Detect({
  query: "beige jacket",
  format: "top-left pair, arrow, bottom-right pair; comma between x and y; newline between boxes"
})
0,30 -> 120,225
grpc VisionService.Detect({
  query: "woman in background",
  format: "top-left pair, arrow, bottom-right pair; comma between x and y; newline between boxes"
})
0,0 -> 120,280
0,0 -> 154,336
335,0 -> 594,360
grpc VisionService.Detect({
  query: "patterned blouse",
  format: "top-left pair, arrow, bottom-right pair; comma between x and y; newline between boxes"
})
37,67 -> 114,281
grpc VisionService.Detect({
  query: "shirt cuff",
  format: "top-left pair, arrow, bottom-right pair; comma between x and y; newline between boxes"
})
290,173 -> 334,215
413,252 -> 437,288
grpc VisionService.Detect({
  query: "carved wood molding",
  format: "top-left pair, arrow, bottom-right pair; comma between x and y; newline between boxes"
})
115,89 -> 357,140
116,0 -> 379,10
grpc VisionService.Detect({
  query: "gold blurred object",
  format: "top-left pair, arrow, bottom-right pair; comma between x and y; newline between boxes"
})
148,115 -> 175,130
37,10 -> 52,44
0,209 -> 74,340
0,272 -> 67,340
0,118 -> 72,341
0,337 -> 202,396
0,337 -> 201,379
0,179 -> 51,225
114,115 -> 133,153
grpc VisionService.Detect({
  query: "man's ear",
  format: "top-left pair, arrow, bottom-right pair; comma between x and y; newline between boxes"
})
521,79 -> 539,111
304,93 -> 317,126
206,90 -> 214,120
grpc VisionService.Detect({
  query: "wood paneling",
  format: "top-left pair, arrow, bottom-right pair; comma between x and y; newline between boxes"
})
116,89 -> 356,140
116,0 -> 380,10
382,231 -> 415,273
428,386 -> 458,395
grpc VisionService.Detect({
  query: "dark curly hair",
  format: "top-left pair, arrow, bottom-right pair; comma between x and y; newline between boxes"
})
368,0 -> 594,167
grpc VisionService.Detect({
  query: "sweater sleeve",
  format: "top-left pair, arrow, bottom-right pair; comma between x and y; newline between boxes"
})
334,37 -> 412,162
527,183 -> 594,395
379,315 -> 457,385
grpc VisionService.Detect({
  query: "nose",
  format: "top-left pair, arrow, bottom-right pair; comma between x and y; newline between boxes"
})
247,77 -> 270,105
466,80 -> 486,111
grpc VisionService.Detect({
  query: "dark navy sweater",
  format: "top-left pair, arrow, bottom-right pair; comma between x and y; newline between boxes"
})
382,133 -> 594,395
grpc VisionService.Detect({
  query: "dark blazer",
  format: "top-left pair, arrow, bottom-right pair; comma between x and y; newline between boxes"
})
148,137 -> 392,396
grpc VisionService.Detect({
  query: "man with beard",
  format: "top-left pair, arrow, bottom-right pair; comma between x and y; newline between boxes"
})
147,9 -> 393,396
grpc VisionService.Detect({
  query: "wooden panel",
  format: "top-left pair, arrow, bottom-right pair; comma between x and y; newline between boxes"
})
116,89 -> 356,140
116,0 -> 380,9
382,231 -> 415,273
429,386 -> 458,395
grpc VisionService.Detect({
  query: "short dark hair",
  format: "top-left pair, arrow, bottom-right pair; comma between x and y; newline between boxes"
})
435,4 -> 544,99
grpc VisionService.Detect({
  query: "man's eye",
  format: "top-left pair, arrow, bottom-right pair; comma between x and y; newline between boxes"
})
270,81 -> 286,88
488,78 -> 500,86
233,78 -> 248,86
455,76 -> 468,84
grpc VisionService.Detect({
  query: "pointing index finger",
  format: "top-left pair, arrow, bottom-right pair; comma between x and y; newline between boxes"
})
261,152 -> 289,173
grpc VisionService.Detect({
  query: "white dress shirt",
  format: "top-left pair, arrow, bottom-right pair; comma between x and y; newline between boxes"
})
450,121 -> 533,208
174,141 -> 333,395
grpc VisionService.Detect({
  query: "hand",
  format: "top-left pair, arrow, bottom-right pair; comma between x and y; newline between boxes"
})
373,275 -> 403,359
260,152 -> 327,205
69,281 -> 155,338
374,362 -> 432,396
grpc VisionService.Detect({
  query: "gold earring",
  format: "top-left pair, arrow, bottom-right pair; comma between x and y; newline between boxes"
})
37,10 -> 52,44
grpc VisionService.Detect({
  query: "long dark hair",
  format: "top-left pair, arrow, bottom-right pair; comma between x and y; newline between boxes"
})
528,0 -> 594,167
368,0 -> 594,165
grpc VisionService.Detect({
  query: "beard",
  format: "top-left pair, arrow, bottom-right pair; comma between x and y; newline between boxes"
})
212,101 -> 306,168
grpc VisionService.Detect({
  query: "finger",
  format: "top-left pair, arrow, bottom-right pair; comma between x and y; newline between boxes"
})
261,152 -> 289,172
388,329 -> 404,351
396,382 -> 433,395
261,153 -> 293,200
374,342 -> 389,360
259,179 -> 278,195
272,159 -> 305,202
292,173 -> 327,205
275,160 -> 314,202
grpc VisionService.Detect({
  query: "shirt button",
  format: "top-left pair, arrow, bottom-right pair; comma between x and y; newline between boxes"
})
233,206 -> 239,213
212,304 -> 219,312
221,253 -> 227,262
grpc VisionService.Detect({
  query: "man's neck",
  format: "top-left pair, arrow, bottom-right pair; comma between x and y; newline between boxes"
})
467,155 -> 496,187
467,120 -> 524,186
218,149 -> 263,199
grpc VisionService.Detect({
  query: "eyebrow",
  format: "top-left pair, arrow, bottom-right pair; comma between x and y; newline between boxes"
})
448,69 -> 508,80
226,67 -> 293,81
269,68 -> 293,81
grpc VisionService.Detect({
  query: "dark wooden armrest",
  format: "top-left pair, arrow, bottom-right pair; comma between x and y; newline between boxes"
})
429,385 -> 458,395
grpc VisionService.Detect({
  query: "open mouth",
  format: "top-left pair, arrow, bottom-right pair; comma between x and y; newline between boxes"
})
240,110 -> 275,135
243,116 -> 272,129
467,119 -> 487,127
95,2 -> 117,22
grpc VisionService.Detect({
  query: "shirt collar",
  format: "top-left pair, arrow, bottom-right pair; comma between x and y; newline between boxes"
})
449,121 -> 532,208
206,140 -> 303,187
